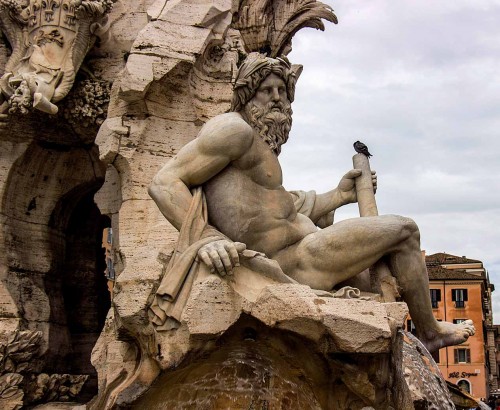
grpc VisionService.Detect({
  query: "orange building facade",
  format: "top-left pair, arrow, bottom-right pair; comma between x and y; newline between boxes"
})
407,252 -> 496,401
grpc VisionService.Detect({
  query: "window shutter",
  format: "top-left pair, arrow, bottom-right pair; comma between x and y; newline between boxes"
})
463,289 -> 468,301
436,289 -> 441,301
452,289 -> 456,301
466,349 -> 470,363
431,349 -> 440,364
454,349 -> 459,364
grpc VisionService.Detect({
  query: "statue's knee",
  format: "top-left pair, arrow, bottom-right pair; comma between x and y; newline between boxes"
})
388,215 -> 420,241
401,216 -> 420,240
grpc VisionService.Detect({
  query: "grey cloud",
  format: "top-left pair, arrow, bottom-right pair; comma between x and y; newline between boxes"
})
281,0 -> 500,320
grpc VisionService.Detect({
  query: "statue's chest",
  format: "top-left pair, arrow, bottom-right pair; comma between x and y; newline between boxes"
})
235,139 -> 283,188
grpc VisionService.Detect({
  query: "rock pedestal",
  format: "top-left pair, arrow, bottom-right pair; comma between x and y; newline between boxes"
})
91,273 -> 455,409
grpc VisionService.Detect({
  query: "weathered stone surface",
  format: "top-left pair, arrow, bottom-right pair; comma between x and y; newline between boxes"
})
119,54 -> 162,102
32,403 -> 85,410
249,284 -> 393,353
187,278 -> 398,356
92,256 -> 414,407
0,0 -> 174,406
183,275 -> 243,335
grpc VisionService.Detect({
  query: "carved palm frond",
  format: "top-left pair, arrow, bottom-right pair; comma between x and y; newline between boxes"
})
233,0 -> 337,57
271,0 -> 338,57
233,0 -> 271,53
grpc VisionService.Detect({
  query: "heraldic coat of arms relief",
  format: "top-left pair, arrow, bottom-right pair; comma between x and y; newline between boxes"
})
0,0 -> 112,116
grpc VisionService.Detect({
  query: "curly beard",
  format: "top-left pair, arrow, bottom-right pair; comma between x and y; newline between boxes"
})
243,101 -> 293,155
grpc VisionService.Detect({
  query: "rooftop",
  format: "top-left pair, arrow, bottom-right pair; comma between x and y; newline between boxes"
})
425,252 -> 482,266
427,265 -> 486,280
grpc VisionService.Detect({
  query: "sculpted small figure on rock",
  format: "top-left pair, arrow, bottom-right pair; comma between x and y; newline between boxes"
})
149,53 -> 474,353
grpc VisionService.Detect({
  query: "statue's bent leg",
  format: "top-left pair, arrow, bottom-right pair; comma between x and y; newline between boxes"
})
274,214 -> 418,290
273,214 -> 475,352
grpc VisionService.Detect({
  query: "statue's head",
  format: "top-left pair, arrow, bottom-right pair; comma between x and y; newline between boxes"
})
231,53 -> 302,155
231,53 -> 299,112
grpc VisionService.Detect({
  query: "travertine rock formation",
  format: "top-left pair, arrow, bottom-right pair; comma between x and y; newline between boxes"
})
0,0 -> 154,407
94,273 -> 411,408
92,269 -> 457,409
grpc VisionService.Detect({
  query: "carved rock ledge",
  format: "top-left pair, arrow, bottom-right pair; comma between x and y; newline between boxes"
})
92,264 -> 461,409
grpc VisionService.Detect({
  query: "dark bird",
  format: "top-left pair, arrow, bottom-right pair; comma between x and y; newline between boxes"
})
353,140 -> 372,157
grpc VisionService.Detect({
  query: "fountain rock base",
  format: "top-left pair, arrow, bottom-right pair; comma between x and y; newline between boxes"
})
91,274 -> 455,409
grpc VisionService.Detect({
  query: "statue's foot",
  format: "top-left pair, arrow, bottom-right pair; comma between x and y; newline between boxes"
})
419,320 -> 475,353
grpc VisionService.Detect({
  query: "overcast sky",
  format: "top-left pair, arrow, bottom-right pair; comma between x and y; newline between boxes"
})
281,0 -> 500,322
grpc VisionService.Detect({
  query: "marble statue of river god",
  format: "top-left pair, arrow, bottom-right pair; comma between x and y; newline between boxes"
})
149,53 -> 474,353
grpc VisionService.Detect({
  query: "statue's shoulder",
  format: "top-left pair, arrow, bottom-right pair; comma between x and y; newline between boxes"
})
198,112 -> 254,154
201,112 -> 253,135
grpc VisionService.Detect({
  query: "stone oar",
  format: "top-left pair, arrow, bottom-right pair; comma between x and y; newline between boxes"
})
353,145 -> 399,302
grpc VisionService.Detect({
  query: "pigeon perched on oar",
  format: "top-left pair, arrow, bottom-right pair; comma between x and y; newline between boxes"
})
353,140 -> 372,158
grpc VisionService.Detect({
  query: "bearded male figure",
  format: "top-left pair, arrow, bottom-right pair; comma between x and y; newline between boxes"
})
149,54 -> 474,352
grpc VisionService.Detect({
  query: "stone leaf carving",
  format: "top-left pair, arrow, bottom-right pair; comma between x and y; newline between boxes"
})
233,0 -> 338,56
0,330 -> 42,374
0,330 -> 42,410
0,330 -> 88,407
0,373 -> 23,410
23,373 -> 89,403
0,0 -> 114,117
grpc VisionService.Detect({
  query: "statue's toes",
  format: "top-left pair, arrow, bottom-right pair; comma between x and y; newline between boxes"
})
461,329 -> 474,339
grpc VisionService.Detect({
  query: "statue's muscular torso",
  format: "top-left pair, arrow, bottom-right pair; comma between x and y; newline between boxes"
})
203,114 -> 317,257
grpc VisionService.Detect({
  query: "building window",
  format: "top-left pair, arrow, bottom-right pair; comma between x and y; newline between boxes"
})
406,319 -> 416,335
454,348 -> 471,363
452,289 -> 468,308
106,259 -> 115,281
430,289 -> 441,308
453,318 -> 467,324
457,379 -> 471,394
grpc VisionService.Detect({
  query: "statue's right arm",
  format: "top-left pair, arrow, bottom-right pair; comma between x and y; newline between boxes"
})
149,114 -> 253,275
149,114 -> 254,231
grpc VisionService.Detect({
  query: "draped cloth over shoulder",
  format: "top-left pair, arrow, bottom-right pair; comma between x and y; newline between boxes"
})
290,190 -> 334,228
149,187 -> 298,331
149,187 -> 225,330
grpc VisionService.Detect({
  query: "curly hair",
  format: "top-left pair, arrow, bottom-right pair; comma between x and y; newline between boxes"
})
231,53 -> 300,112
